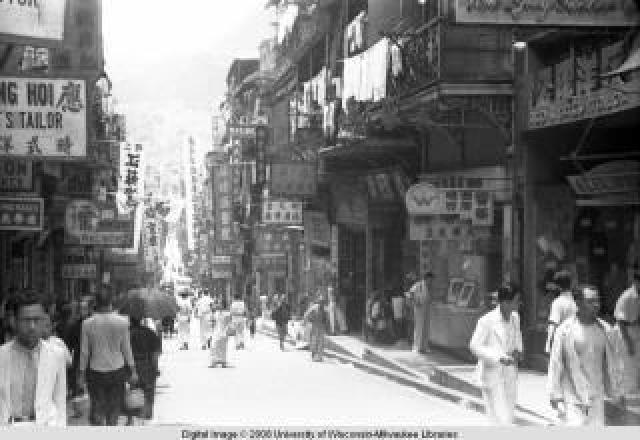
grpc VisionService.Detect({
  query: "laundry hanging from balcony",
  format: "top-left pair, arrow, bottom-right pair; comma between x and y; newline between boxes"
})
342,38 -> 391,111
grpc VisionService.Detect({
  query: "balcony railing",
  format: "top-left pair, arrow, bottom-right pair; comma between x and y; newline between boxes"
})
387,23 -> 441,98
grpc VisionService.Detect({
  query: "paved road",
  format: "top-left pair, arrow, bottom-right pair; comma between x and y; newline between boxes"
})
151,320 -> 489,426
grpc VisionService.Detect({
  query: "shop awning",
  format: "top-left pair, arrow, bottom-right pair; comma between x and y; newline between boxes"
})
601,48 -> 640,77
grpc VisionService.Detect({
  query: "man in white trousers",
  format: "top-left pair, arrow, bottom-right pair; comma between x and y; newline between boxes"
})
407,272 -> 433,353
470,283 -> 523,425
548,285 -> 618,426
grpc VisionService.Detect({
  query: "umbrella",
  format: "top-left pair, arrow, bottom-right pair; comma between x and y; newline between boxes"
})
119,288 -> 179,320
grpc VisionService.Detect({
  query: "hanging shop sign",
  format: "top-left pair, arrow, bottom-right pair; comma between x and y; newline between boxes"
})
64,199 -> 134,246
255,125 -> 268,186
406,183 -> 444,215
305,211 -> 330,248
454,0 -> 638,26
0,196 -> 43,231
270,161 -> 318,197
0,77 -> 87,158
211,255 -> 232,264
61,264 -> 97,279
0,159 -> 32,191
568,172 -> 640,195
262,200 -> 303,224
117,142 -> 144,211
334,183 -> 367,225
0,0 -> 66,42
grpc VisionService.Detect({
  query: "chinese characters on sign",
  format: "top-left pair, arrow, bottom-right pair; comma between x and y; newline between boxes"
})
143,217 -> 161,272
119,142 -> 143,210
255,125 -> 268,186
270,162 -> 318,197
64,199 -> 134,246
0,0 -> 66,42
0,197 -> 43,231
0,159 -> 32,191
0,77 -> 87,157
61,264 -> 97,280
214,163 -> 233,241
262,200 -> 303,224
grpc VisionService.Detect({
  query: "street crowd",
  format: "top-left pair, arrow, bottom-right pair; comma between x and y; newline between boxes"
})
0,263 -> 638,427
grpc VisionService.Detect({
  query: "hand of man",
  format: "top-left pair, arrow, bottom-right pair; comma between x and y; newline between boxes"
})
76,373 -> 86,393
129,370 -> 139,386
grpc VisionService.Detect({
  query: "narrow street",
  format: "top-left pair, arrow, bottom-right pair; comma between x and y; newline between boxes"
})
151,322 -> 489,426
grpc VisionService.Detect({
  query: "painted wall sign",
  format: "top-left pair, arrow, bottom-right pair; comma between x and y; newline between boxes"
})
0,0 -> 66,42
61,264 -> 97,279
0,159 -> 32,191
455,0 -> 638,26
0,196 -> 43,231
262,199 -> 303,224
65,199 -> 134,246
0,77 -> 87,158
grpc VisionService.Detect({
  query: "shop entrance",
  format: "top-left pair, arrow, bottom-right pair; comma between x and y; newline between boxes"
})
338,226 -> 366,332
574,205 -> 640,319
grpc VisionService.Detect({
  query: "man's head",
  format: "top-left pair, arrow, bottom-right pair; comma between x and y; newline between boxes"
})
423,271 -> 434,286
94,288 -> 113,310
497,283 -> 521,318
553,270 -> 572,291
574,284 -> 600,322
78,299 -> 91,319
10,290 -> 49,349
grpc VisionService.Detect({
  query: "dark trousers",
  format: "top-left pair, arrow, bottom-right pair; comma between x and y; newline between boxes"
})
276,323 -> 287,349
87,367 -> 128,426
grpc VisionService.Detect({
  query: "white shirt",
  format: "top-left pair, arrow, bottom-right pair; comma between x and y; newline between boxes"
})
549,291 -> 577,325
614,285 -> 639,323
571,321 -> 607,398
409,280 -> 430,307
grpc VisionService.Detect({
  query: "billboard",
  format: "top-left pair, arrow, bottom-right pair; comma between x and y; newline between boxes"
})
0,77 -> 87,158
65,199 -> 135,247
454,0 -> 638,26
0,0 -> 66,42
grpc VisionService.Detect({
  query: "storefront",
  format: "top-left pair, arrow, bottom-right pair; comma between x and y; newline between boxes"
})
406,166 -> 510,355
523,30 -> 640,369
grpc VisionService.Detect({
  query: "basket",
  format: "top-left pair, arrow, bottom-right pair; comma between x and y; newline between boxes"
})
124,386 -> 145,411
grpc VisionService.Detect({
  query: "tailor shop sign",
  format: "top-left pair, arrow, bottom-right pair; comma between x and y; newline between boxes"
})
0,196 -> 43,231
0,0 -> 66,42
65,199 -> 134,246
455,0 -> 638,25
0,77 -> 87,158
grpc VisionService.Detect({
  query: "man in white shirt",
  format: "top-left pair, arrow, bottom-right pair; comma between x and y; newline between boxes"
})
196,293 -> 213,350
77,289 -> 138,426
548,285 -> 616,426
470,283 -> 523,425
0,290 -> 67,427
545,270 -> 577,354
407,272 -> 433,353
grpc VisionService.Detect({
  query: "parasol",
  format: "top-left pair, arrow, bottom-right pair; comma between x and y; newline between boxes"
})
119,287 -> 179,320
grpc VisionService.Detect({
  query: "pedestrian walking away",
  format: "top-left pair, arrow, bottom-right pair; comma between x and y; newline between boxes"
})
125,315 -> 161,425
304,294 -> 330,362
210,310 -> 233,368
548,284 -> 620,426
176,293 -> 193,350
230,295 -> 247,350
0,289 -> 67,427
273,295 -> 291,350
77,289 -> 138,426
469,283 -> 523,426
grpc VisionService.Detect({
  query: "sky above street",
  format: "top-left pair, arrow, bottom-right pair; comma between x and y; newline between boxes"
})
102,0 -> 274,164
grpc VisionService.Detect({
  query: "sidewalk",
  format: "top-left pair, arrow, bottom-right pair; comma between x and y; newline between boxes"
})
260,318 -> 640,426
325,332 -> 640,426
